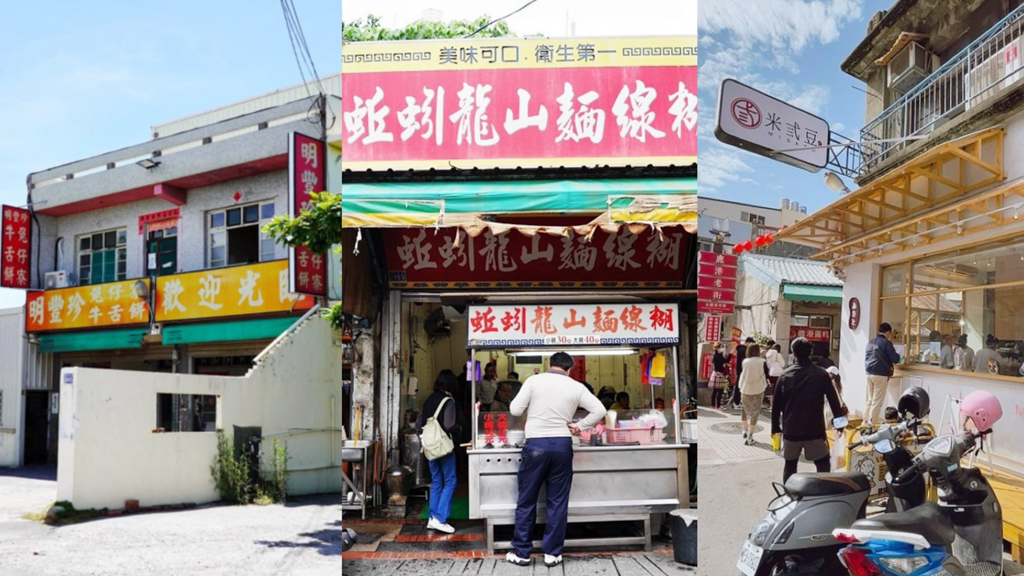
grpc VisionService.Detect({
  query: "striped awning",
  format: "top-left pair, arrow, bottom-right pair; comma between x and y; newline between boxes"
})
341,178 -> 696,232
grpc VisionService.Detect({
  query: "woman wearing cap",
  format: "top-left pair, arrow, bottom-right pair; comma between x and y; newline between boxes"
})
737,344 -> 768,445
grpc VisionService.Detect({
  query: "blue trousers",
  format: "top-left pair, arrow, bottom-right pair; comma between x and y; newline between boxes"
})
511,437 -> 573,558
427,450 -> 456,523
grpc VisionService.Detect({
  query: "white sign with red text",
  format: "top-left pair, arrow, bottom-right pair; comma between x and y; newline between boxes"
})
467,303 -> 679,347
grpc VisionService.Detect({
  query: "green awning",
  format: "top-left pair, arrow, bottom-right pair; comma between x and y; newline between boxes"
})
38,328 -> 147,353
782,284 -> 843,304
161,316 -> 298,345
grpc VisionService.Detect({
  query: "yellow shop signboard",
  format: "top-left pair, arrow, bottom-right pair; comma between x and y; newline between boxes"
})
155,260 -> 314,323
26,279 -> 151,332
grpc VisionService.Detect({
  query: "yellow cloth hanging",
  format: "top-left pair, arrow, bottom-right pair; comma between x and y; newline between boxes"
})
650,352 -> 667,378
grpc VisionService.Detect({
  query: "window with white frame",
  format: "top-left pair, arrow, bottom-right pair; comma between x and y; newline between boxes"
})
78,229 -> 127,285
207,201 -> 282,267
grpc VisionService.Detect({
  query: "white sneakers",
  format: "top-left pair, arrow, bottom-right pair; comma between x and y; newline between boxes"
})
544,554 -> 563,567
426,516 -> 455,534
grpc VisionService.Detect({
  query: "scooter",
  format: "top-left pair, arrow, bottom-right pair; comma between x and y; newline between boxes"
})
737,387 -> 932,576
832,390 -> 1004,576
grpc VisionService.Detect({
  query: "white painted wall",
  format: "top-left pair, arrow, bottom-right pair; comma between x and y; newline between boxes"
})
0,307 -> 25,467
57,313 -> 342,510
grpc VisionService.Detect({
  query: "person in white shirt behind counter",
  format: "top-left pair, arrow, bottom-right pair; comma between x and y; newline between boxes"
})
504,352 -> 606,569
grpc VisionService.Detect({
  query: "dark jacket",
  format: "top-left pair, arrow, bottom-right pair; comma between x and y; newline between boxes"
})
713,351 -> 729,374
771,360 -> 845,441
735,345 -> 747,378
865,334 -> 900,376
416,391 -> 461,440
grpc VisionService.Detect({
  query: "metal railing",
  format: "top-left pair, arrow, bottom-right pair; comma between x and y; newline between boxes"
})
859,4 -> 1024,173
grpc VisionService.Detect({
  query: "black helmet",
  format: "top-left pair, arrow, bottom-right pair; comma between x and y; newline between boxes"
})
898,386 -> 930,419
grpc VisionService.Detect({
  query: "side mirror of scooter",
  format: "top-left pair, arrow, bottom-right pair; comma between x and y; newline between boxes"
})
873,438 -> 897,454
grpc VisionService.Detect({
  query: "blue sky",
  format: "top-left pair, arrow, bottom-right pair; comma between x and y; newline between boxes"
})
698,0 -> 892,212
0,1 -> 340,309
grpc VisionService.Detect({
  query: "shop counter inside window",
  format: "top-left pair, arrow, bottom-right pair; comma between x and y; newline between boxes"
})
474,407 -> 673,449
881,236 -> 1024,378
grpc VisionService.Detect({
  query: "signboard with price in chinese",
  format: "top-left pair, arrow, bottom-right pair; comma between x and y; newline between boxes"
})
696,250 -> 737,314
715,78 -> 831,172
467,303 -> 679,348
2,205 -> 31,289
384,226 -> 686,289
26,278 -> 150,332
155,260 -> 314,323
342,36 -> 697,170
288,132 -> 327,297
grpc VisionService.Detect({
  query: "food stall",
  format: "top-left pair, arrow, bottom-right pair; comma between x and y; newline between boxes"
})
464,302 -> 690,553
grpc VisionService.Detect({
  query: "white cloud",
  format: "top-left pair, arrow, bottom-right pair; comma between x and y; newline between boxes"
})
699,144 -> 757,190
699,0 -> 864,53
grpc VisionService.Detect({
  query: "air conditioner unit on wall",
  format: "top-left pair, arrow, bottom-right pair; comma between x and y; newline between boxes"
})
44,271 -> 68,289
888,41 -> 939,93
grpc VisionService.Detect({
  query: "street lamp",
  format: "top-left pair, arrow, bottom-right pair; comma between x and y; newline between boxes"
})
824,171 -> 852,194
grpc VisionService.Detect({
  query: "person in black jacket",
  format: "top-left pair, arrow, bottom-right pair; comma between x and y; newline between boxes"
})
771,338 -> 846,483
709,343 -> 729,409
415,369 -> 462,534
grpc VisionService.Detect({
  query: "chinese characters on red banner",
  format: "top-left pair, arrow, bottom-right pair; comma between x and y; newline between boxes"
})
385,227 -> 685,288
696,251 -> 737,314
467,303 -> 679,346
288,133 -> 327,297
790,326 -> 832,343
343,67 -> 696,167
703,315 -> 722,342
1,205 -> 30,289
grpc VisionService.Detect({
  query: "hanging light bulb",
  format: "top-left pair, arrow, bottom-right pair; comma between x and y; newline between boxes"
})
956,222 -> 964,235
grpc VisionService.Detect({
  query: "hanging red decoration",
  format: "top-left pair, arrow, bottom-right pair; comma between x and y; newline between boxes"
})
742,240 -> 753,251
731,243 -> 743,253
754,234 -> 766,247
764,233 -> 774,244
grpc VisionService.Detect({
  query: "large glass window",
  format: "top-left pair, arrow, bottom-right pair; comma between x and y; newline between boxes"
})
207,201 -> 282,267
882,236 -> 1024,376
78,229 -> 127,285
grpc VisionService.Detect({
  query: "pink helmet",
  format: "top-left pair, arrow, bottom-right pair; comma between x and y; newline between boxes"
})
960,390 -> 1002,433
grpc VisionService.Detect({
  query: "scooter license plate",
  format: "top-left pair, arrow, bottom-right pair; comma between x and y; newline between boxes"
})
737,540 -> 764,576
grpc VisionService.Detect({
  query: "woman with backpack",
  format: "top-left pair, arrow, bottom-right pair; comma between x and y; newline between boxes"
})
415,369 -> 462,534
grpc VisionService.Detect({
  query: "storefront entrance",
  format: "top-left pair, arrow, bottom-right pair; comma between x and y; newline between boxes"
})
24,390 -> 50,464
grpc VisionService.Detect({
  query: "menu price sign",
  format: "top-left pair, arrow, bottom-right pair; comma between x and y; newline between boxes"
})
697,250 -> 737,314
467,302 -> 679,347
1,205 -> 31,289
287,132 -> 328,297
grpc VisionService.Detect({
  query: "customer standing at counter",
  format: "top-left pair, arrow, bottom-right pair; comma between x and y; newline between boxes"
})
505,352 -> 606,568
864,322 -> 900,425
416,369 -> 462,534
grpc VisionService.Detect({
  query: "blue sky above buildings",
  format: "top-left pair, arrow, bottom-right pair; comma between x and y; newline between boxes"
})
0,1 -> 340,308
698,0 -> 892,212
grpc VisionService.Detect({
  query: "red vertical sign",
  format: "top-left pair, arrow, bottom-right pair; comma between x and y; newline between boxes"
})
1,205 -> 31,289
288,133 -> 328,297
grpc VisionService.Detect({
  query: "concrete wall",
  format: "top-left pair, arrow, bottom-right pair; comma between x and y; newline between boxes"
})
56,313 -> 342,510
0,308 -> 25,467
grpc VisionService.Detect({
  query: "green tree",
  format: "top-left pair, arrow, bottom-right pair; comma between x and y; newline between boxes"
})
343,14 -> 514,41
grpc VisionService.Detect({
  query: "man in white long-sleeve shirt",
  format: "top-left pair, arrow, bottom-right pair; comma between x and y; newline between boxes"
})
504,352 -> 606,569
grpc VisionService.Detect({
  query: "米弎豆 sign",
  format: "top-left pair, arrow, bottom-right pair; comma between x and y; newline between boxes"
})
715,78 -> 830,172
467,303 -> 679,347
342,36 -> 697,170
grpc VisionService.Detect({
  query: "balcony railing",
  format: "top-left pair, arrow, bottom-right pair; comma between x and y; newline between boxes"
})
860,3 -> 1024,172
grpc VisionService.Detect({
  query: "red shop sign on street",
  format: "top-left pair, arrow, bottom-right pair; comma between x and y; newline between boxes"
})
383,226 -> 687,289
342,36 -> 696,170
466,302 -> 679,347
697,287 -> 736,314
288,132 -> 327,297
790,326 -> 832,342
1,205 -> 31,289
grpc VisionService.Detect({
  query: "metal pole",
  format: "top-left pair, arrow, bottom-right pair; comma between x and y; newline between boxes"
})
470,347 -> 477,448
673,346 -> 681,445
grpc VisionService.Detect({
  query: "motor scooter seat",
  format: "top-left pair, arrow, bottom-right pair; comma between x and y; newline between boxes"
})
850,502 -> 955,546
784,472 -> 871,497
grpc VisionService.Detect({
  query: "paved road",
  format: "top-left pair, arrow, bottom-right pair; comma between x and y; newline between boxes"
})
0,466 -> 341,576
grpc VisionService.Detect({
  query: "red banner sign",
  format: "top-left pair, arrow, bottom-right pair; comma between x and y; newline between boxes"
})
697,250 -> 737,314
697,251 -> 737,266
696,275 -> 736,290
697,288 -> 736,314
790,326 -> 832,342
288,133 -> 327,297
1,205 -> 31,289
383,226 -> 686,289
703,315 -> 722,342
342,37 -> 696,170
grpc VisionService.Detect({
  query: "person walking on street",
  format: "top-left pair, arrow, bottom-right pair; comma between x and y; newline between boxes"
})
709,342 -> 729,409
865,322 -> 901,425
506,352 -> 606,568
772,338 -> 846,483
764,341 -> 784,407
730,338 -> 753,409
415,369 -> 462,534
737,344 -> 768,445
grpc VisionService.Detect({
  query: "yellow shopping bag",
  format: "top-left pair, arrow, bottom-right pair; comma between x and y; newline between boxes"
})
771,433 -> 782,452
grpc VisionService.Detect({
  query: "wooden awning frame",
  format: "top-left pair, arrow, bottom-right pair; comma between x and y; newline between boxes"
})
777,127 -> 1008,263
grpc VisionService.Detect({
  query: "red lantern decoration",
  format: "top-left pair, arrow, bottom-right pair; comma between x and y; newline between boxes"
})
764,233 -> 774,244
731,243 -> 742,253
754,234 -> 766,247
742,240 -> 753,251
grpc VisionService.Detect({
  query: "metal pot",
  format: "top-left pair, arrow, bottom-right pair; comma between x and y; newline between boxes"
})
385,465 -> 413,504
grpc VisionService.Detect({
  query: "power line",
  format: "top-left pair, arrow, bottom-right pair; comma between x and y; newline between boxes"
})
465,0 -> 541,38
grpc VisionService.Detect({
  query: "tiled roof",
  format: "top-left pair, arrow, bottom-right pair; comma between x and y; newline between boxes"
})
742,254 -> 844,287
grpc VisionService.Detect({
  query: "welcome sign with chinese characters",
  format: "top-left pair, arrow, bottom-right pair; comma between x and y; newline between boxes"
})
342,36 -> 697,169
288,132 -> 328,297
384,226 -> 686,288
2,205 -> 31,289
26,279 -> 150,332
467,303 -> 679,347
155,260 -> 314,323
